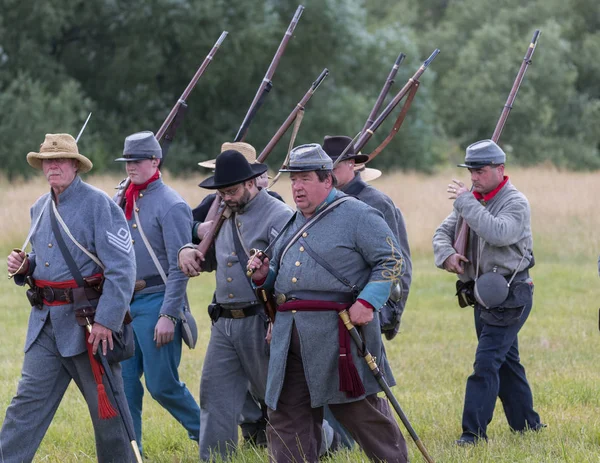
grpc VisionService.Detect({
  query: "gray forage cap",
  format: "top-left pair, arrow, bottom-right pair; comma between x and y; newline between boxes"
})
279,143 -> 333,172
458,139 -> 506,168
115,131 -> 163,162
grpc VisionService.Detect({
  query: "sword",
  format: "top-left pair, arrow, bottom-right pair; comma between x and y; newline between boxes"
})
338,310 -> 435,463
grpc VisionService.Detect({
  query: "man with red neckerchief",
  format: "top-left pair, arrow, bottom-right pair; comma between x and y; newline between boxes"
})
433,139 -> 544,445
115,131 -> 200,455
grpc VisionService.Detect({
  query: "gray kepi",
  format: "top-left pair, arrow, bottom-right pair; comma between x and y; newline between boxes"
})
279,143 -> 333,172
458,139 -> 506,168
115,131 -> 163,162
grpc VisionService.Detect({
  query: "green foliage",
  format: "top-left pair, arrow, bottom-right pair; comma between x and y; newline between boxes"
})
0,0 -> 599,176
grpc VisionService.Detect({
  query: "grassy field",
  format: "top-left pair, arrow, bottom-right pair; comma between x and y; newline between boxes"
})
1,167 -> 600,462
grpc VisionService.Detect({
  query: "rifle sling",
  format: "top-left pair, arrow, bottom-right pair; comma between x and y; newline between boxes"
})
367,81 -> 420,162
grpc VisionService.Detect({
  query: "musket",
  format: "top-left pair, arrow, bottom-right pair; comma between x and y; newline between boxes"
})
453,30 -> 540,257
234,5 -> 304,142
359,53 -> 405,137
353,49 -> 439,155
196,69 -> 329,268
258,68 -> 328,162
114,31 -> 228,207
338,310 -> 435,463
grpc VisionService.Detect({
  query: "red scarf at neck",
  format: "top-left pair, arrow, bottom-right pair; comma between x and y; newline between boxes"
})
473,176 -> 509,202
124,170 -> 160,219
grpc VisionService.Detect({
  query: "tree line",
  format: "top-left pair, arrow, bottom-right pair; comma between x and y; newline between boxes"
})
0,0 -> 598,179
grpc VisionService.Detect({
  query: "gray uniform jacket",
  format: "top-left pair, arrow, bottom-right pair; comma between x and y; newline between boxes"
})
128,178 -> 191,318
433,179 -> 533,282
201,188 -> 293,304
15,176 -> 136,357
342,173 -> 412,309
259,189 -> 402,408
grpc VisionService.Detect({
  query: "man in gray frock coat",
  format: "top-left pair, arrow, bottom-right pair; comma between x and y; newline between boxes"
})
2,133 -> 137,462
248,143 -> 408,463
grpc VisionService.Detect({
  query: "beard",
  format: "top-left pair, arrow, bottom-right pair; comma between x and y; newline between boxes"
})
226,187 -> 252,212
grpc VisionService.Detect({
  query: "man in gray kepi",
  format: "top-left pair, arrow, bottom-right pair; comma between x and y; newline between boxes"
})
114,131 -> 200,454
433,139 -> 544,445
248,143 -> 408,463
2,133 -> 137,461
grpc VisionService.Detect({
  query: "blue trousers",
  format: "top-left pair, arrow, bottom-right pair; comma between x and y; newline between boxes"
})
461,297 -> 542,440
122,292 -> 200,451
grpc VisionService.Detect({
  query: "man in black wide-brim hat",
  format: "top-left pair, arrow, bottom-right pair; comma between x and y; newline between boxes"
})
178,149 -> 293,461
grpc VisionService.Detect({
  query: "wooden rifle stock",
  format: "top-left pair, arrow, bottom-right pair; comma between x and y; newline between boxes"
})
258,68 -> 329,163
234,5 -> 304,142
360,53 -> 406,137
114,31 -> 228,207
453,30 -> 540,256
354,49 -> 439,154
197,199 -> 230,267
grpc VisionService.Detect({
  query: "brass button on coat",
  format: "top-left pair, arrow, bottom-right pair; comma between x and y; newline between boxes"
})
299,246 -> 305,252
292,277 -> 298,283
139,193 -> 143,198
132,224 -> 137,229
302,232 -> 308,238
295,261 -> 301,267
227,262 -> 233,267
44,262 -> 49,267
231,252 -> 236,256
135,207 -> 140,212
131,239 -> 135,244
48,243 -> 53,248
228,293 -> 234,299
227,277 -> 232,282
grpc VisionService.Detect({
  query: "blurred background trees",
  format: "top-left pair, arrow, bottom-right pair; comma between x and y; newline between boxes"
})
0,0 -> 598,178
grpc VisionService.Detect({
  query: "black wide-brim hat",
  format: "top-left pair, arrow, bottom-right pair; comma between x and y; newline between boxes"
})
198,149 -> 267,189
322,135 -> 369,164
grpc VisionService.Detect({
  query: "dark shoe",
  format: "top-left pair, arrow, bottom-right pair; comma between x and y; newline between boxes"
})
241,419 -> 267,448
515,423 -> 547,434
455,437 -> 476,447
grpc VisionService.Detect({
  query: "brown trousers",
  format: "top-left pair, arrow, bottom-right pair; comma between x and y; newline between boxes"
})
267,325 -> 408,463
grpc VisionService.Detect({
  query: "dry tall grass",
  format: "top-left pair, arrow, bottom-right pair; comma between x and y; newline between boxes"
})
2,167 -> 599,261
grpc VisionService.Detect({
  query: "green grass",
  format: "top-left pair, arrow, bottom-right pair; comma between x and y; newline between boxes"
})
1,250 -> 600,462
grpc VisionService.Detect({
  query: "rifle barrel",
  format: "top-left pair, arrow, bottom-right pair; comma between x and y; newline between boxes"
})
234,5 -> 304,142
360,53 -> 406,137
156,30 -> 228,141
257,68 -> 329,163
491,30 -> 540,142
354,49 -> 440,154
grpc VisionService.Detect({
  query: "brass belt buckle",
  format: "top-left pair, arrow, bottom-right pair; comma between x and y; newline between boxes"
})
230,309 -> 245,319
276,294 -> 286,305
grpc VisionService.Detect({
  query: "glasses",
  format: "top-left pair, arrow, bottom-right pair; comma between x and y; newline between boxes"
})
218,184 -> 242,198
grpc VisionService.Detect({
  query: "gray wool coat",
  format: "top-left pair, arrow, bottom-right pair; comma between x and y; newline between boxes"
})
15,175 -> 136,357
342,172 -> 412,310
128,178 -> 191,318
433,179 -> 533,282
258,189 -> 403,409
201,188 -> 293,304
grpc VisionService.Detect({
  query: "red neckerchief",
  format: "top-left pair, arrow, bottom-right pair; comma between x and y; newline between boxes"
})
473,176 -> 509,203
124,170 -> 160,219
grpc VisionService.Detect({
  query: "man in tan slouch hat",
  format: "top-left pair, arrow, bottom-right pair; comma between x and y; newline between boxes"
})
2,133 -> 138,462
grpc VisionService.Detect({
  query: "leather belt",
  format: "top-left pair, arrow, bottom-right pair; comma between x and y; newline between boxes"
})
275,290 -> 356,306
35,286 -> 101,304
134,275 -> 164,292
218,304 -> 262,319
